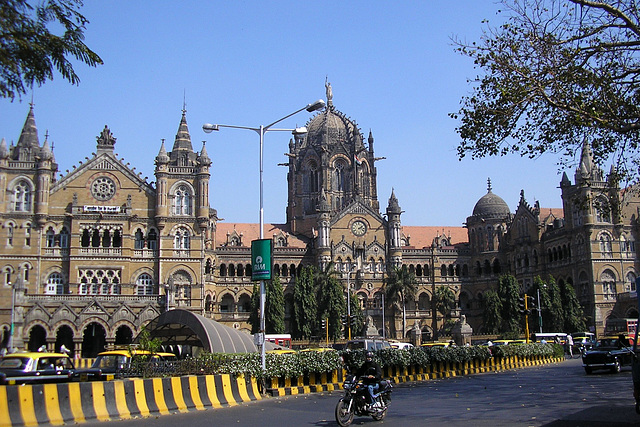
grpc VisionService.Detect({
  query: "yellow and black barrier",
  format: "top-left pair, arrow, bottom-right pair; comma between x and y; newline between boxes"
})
266,354 -> 562,396
0,373 -> 261,427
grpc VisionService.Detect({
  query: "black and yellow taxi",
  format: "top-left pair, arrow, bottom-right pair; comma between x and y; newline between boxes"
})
77,349 -> 176,381
0,351 -> 76,385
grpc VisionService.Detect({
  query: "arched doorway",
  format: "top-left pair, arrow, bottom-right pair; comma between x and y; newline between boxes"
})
114,325 -> 133,346
55,325 -> 74,356
27,324 -> 47,351
82,322 -> 106,357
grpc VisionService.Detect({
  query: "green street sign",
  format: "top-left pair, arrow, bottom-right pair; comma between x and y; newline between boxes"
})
251,239 -> 272,281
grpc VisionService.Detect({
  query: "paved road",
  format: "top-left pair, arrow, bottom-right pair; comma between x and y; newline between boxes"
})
86,358 -> 640,426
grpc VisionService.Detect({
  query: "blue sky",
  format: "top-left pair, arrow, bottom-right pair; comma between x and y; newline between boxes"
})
1,1 -> 570,227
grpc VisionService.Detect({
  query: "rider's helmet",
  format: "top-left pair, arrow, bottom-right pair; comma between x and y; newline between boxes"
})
365,351 -> 374,360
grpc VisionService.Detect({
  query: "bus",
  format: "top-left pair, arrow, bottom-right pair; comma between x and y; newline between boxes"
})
265,334 -> 292,349
531,332 -> 567,344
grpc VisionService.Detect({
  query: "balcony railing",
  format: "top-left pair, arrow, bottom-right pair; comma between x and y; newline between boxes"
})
79,247 -> 122,255
27,294 -> 161,303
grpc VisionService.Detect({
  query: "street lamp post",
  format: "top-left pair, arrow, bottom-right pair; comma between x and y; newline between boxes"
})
8,281 -> 13,351
203,99 -> 325,375
537,288 -> 543,334
344,267 -> 357,340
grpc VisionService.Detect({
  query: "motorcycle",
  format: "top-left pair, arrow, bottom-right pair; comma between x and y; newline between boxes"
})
334,374 -> 392,426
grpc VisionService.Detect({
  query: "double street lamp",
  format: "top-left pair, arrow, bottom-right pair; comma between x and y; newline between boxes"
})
203,99 -> 325,374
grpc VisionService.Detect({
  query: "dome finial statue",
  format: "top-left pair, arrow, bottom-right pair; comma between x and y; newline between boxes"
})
487,177 -> 492,193
325,76 -> 333,107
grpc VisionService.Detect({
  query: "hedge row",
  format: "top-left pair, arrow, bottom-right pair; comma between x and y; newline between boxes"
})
186,343 -> 563,380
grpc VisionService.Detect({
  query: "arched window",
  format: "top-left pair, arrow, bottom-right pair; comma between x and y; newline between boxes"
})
626,271 -> 637,293
46,272 -> 64,295
46,227 -> 56,247
136,273 -> 154,295
595,196 -> 611,223
147,229 -> 157,250
173,185 -> 192,215
334,161 -> 348,193
306,160 -> 319,193
601,269 -> 617,300
60,227 -> 69,248
418,292 -> 430,310
13,180 -> 31,212
173,227 -> 190,251
134,229 -> 145,249
599,233 -> 613,258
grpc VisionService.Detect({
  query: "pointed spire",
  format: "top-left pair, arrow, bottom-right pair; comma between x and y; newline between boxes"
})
0,138 -> 8,159
579,139 -> 593,178
198,140 -> 211,166
41,134 -> 52,160
156,139 -> 169,163
387,188 -> 401,213
172,108 -> 193,152
16,104 -> 39,149
487,177 -> 492,193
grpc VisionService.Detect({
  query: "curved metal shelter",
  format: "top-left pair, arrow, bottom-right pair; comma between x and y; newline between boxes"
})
141,309 -> 274,354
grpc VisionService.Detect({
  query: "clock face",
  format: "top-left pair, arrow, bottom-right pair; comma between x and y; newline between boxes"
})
351,220 -> 367,236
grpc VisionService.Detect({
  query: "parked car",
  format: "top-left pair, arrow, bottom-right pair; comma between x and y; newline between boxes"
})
299,347 -> 336,353
582,336 -> 636,374
421,342 -> 450,348
571,332 -> 596,354
345,338 -> 391,351
76,349 -> 176,381
0,352 -> 76,385
390,342 -> 414,350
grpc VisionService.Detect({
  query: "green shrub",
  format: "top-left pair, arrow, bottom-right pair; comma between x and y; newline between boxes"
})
155,343 -> 558,380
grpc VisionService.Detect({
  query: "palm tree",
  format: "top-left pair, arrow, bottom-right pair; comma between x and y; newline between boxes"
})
384,265 -> 418,340
435,286 -> 456,334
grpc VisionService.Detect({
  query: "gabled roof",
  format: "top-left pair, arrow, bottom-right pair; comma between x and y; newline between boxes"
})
215,222 -> 310,248
52,145 -> 155,196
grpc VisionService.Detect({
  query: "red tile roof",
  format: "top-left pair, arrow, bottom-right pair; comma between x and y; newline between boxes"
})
401,225 -> 468,248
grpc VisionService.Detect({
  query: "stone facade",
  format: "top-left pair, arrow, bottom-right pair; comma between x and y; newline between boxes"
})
1,87 -> 638,356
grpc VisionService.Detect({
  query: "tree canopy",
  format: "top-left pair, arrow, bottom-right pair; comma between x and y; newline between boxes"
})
452,0 -> 640,187
0,0 -> 103,100
384,265 -> 418,339
291,265 -> 317,339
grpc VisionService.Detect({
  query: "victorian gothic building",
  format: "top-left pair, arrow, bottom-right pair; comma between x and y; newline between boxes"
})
1,84 -> 638,356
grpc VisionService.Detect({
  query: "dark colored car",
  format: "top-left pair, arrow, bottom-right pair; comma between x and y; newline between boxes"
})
0,352 -> 76,385
76,349 -> 177,381
582,336 -> 636,374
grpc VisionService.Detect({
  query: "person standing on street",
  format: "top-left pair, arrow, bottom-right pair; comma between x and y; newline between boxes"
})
566,335 -> 574,358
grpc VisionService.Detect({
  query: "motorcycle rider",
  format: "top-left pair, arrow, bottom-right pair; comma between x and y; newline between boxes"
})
356,351 -> 382,408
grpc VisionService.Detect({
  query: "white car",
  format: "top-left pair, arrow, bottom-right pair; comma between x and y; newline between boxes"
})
390,342 -> 414,350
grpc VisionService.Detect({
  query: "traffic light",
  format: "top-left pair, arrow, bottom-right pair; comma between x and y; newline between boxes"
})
518,297 -> 531,315
350,316 -> 357,326
341,315 -> 347,326
321,319 -> 326,330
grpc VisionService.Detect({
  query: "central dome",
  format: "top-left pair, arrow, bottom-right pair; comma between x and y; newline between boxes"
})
305,105 -> 361,147
472,182 -> 510,219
